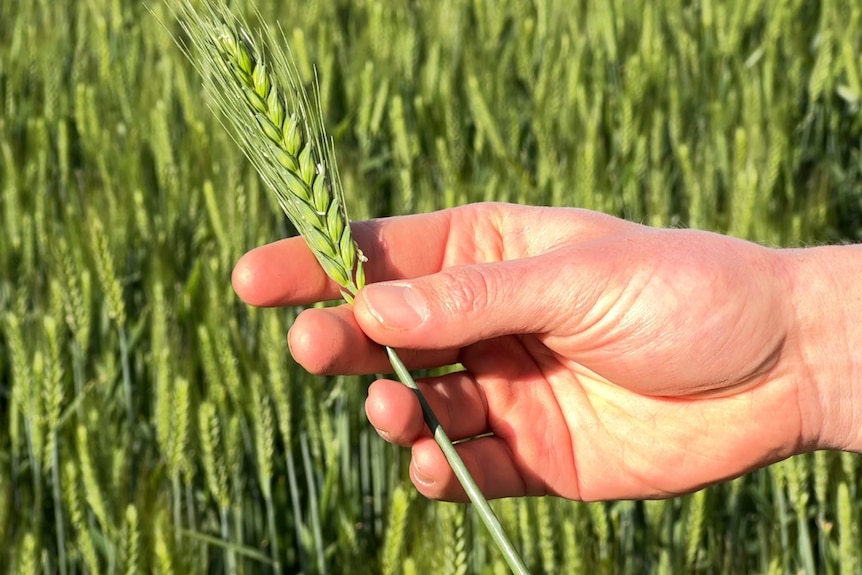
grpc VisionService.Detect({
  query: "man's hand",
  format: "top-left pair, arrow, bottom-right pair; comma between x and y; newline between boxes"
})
232,202 -> 859,501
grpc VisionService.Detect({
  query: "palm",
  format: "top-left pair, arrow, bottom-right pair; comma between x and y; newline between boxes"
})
461,338 -> 798,500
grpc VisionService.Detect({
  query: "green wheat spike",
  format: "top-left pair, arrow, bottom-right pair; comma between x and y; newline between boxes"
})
153,513 -> 176,575
198,401 -> 229,511
264,312 -> 292,437
515,500 -> 536,570
214,322 -> 243,408
89,217 -> 126,327
1,133 -> 21,252
5,312 -> 31,466
451,505 -> 469,575
41,313 -> 64,466
16,532 -> 38,575
170,377 -> 191,482
63,461 -> 100,574
252,373 -> 276,497
196,325 -> 227,408
225,412 -> 243,500
122,505 -> 140,575
813,451 -> 829,510
76,423 -> 112,535
837,481 -> 859,575
685,489 -> 707,567
808,26 -> 833,103
840,451 -> 857,489
587,502 -> 610,560
56,238 -> 92,358
536,497 -> 557,574
561,509 -> 584,574
381,483 -> 412,575
201,179 -> 230,258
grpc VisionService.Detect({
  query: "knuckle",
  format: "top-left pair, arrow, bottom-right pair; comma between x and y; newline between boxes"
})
432,266 -> 494,317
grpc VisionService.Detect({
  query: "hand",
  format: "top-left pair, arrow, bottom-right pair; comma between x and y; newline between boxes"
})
232,202 -> 853,501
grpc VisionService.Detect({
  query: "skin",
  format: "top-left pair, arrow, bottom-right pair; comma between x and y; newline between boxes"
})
232,202 -> 862,502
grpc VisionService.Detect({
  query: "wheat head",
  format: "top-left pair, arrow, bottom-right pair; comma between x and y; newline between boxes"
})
169,0 -> 366,300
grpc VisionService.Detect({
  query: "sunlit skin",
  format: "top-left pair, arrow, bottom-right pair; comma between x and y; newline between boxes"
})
232,203 -> 862,502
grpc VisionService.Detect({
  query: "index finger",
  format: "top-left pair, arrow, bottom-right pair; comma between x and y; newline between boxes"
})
231,202 -> 629,307
232,209 -> 452,307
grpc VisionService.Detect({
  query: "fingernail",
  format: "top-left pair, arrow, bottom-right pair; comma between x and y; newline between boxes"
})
411,461 -> 437,487
373,426 -> 392,441
363,284 -> 429,330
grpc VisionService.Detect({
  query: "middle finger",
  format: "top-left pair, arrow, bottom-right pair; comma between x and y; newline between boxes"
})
288,304 -> 459,375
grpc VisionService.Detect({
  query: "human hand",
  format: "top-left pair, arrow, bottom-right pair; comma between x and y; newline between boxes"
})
232,202 -> 858,501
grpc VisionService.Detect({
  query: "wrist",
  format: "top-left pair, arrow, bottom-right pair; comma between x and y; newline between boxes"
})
784,244 -> 862,454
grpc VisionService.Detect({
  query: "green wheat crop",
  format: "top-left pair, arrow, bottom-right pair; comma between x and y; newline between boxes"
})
1,0 -> 861,572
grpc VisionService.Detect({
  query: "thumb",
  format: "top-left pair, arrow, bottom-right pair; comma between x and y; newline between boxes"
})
352,251 -> 601,350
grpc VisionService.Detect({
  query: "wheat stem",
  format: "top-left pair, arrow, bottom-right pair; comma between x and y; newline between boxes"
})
300,433 -> 326,575
386,348 -> 529,575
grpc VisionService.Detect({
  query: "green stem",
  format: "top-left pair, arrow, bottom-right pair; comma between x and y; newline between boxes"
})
51,434 -> 67,575
300,434 -> 326,574
118,324 -> 133,426
385,346 -> 530,575
172,472 -> 182,546
284,449 -> 307,571
263,490 -> 282,575
220,505 -> 236,575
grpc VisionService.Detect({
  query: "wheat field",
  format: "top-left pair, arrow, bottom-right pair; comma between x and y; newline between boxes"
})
1,0 -> 861,573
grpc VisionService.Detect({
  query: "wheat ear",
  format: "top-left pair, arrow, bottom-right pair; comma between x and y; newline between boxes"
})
170,1 -> 364,301
166,2 -> 528,573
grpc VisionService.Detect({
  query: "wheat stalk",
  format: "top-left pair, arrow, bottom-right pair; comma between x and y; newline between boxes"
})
166,2 -> 528,573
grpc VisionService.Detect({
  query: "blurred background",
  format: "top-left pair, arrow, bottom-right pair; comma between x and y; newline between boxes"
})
1,0 -> 860,572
